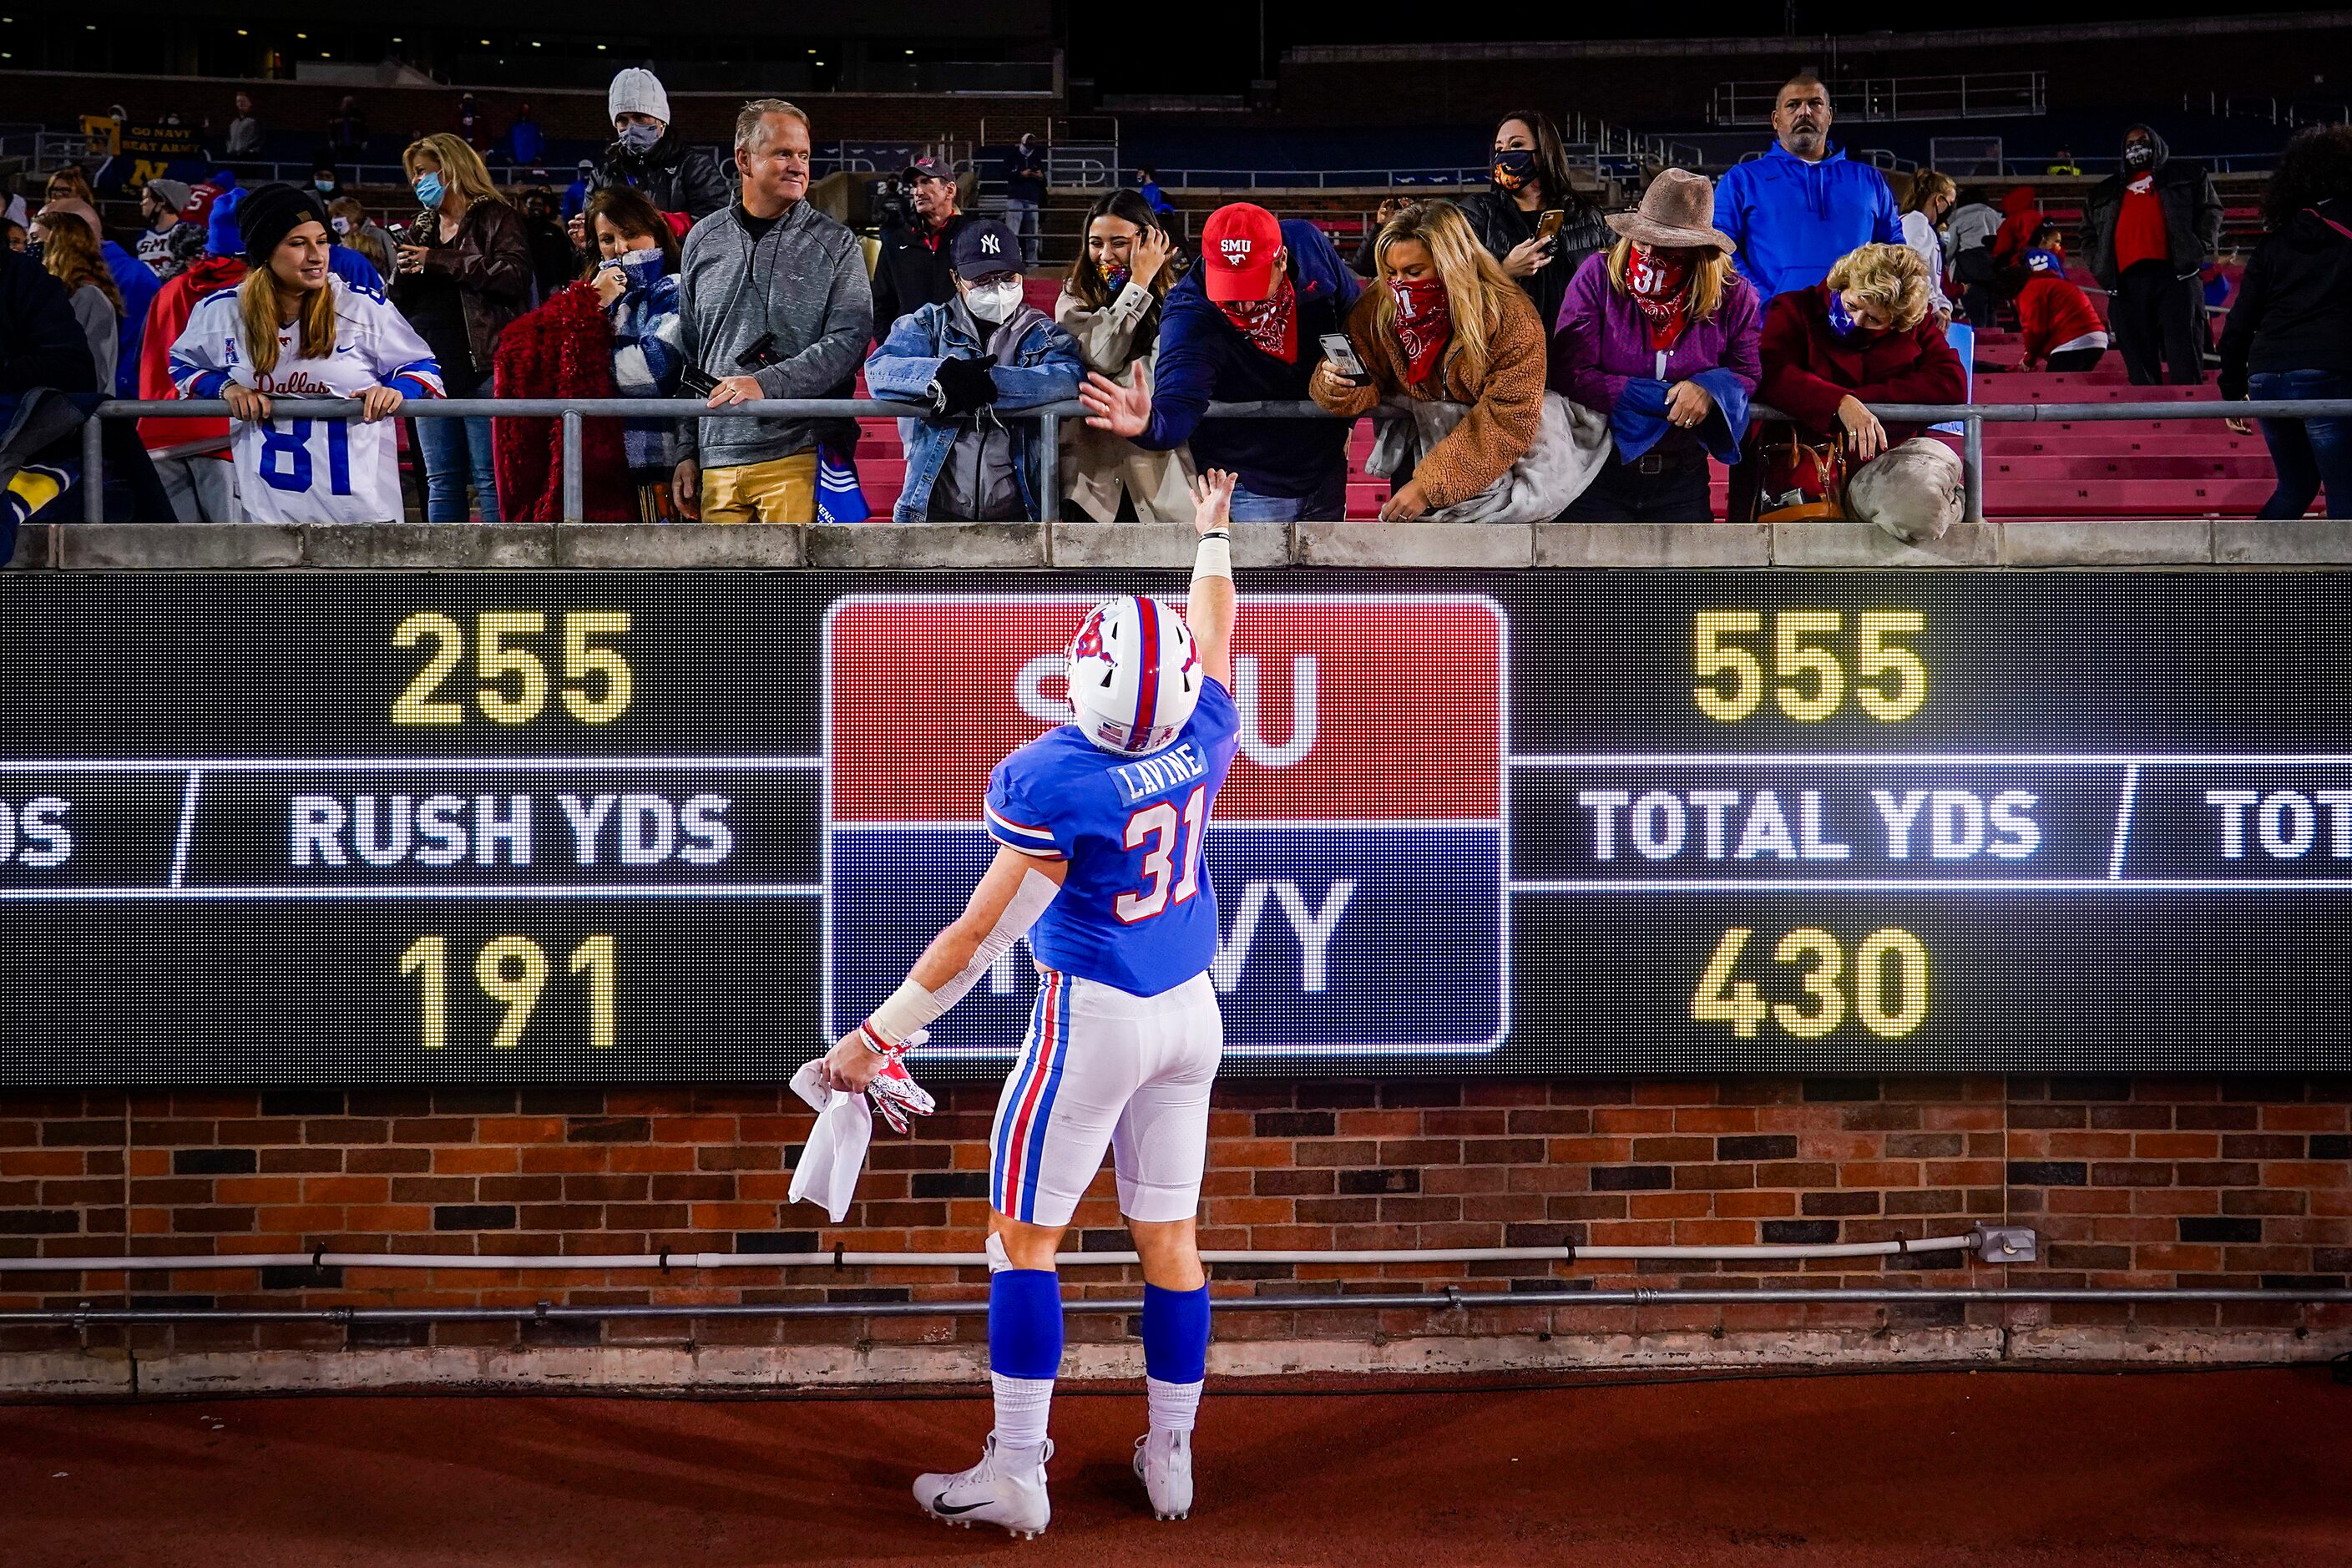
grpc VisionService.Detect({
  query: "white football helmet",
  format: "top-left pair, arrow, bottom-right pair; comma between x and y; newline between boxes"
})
1062,595 -> 1201,755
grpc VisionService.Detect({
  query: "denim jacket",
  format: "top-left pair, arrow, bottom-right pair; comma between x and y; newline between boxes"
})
865,299 -> 1084,522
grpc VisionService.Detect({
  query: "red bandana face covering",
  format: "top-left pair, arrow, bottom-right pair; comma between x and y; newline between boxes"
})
1626,244 -> 1692,350
1220,273 -> 1298,362
1388,276 -> 1452,383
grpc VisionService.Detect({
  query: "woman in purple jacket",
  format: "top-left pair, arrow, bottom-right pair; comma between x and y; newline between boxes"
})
1555,169 -> 1761,521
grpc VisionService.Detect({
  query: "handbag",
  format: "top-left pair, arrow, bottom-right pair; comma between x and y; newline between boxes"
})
1748,422 -> 1848,523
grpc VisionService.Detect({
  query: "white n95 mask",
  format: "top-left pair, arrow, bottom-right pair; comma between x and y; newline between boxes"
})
966,280 -> 1022,324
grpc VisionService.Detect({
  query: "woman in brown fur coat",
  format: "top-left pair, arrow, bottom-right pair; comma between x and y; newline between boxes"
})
1308,200 -> 1546,519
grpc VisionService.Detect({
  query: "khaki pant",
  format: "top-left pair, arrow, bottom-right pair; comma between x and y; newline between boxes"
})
699,453 -> 817,524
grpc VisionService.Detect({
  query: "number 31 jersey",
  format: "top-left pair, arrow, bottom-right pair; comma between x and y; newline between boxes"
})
168,276 -> 443,525
985,675 -> 1242,998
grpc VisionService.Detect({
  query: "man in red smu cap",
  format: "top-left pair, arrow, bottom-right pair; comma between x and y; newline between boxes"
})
1200,201 -> 1284,301
1080,201 -> 1360,519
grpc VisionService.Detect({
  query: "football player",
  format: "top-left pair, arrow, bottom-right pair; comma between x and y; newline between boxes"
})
817,469 -> 1242,1536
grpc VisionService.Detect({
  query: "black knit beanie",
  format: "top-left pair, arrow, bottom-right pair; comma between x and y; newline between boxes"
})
236,181 -> 331,264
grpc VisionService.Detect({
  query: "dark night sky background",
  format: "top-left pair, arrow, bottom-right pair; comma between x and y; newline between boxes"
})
1067,0 -> 2350,93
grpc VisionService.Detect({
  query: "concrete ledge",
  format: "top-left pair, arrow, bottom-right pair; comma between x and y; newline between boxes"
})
55,523 -> 306,569
1998,518 -> 2213,566
1295,521 -> 1533,568
12,520 -> 2352,571
1535,522 -> 1771,568
11,1323 -> 2348,1396
1049,521 -> 1291,569
1771,519 -> 2002,567
805,522 -> 1048,569
303,524 -> 556,569
2213,520 -> 2352,565
556,524 -> 806,569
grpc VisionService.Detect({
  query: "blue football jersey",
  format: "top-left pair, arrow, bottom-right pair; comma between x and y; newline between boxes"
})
984,676 -> 1242,997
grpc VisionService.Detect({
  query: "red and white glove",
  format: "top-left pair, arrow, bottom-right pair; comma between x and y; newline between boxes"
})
866,1037 -> 936,1135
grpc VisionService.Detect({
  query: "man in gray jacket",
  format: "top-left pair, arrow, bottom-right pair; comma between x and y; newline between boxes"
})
675,99 -> 873,524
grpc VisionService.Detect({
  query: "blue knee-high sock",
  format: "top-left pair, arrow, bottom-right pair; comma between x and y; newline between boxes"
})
1141,1282 -> 1210,1433
989,1268 -> 1062,1453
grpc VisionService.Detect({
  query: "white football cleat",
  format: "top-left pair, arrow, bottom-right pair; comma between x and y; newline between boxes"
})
1133,1429 -> 1193,1520
913,1432 -> 1053,1539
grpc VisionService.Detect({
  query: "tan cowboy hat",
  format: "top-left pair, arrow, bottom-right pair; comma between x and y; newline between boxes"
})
1606,168 -> 1737,253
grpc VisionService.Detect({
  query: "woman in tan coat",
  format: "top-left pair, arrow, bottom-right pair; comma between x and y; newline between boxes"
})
1055,190 -> 1195,521
1308,200 -> 1545,519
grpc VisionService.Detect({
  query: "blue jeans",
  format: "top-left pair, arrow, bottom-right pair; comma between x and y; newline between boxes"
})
2249,369 -> 2352,520
417,414 -> 502,523
1228,470 -> 1347,523
1004,199 -> 1041,269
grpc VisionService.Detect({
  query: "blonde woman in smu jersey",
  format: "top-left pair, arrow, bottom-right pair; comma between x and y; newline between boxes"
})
169,183 -> 442,524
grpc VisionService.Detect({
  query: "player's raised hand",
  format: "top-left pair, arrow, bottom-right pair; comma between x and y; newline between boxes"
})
359,386 -> 404,423
1080,363 -> 1151,437
1191,468 -> 1237,535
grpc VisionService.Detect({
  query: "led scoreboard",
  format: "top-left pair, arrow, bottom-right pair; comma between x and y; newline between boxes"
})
0,569 -> 2346,1085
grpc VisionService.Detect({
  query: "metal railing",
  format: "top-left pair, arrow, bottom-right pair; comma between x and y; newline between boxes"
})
2187,90 -> 2352,127
71,394 -> 2352,533
1710,72 -> 2047,125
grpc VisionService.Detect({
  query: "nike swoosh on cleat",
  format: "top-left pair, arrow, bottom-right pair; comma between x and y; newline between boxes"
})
931,1495 -> 992,1516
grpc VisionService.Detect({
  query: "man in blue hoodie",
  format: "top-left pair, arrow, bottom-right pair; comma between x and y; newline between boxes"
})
1714,74 -> 1902,302
1079,202 -> 1360,521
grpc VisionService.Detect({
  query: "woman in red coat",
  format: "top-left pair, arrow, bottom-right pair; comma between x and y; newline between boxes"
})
1751,242 -> 1970,539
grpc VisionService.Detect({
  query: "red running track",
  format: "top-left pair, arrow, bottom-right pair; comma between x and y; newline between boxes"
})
3,1368 -> 2349,1566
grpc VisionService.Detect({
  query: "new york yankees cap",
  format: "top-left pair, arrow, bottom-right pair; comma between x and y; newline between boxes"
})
949,217 -> 1024,279
1199,202 -> 1282,301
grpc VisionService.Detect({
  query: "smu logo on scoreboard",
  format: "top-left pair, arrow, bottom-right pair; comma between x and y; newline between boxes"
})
823,594 -> 1508,1057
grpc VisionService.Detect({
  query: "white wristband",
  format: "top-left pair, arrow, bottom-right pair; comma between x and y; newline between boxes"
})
1192,533 -> 1232,581
866,978 -> 946,1048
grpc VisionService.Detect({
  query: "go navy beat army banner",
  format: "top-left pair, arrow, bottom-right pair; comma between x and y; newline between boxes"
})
0,570 -> 2345,1084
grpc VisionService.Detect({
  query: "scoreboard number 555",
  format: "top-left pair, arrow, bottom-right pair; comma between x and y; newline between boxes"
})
1694,609 -> 1925,722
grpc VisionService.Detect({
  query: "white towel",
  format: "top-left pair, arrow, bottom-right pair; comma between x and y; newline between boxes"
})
787,1059 -> 873,1224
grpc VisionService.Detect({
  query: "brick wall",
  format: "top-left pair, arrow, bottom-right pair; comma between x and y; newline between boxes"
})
3,1075 -> 2348,1363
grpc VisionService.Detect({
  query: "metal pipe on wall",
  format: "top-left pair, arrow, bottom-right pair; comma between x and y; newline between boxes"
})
0,1233 -> 1985,1275
0,1286 -> 2344,1329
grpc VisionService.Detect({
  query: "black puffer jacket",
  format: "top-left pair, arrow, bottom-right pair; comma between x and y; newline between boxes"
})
588,129 -> 730,223
1456,189 -> 1611,349
2218,196 -> 2352,399
2081,124 -> 2223,289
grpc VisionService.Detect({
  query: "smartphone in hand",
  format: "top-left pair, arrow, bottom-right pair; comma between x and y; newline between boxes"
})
1535,210 -> 1566,252
1318,332 -> 1373,386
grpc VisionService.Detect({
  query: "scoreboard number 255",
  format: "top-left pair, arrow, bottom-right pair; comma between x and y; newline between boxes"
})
392,610 -> 634,725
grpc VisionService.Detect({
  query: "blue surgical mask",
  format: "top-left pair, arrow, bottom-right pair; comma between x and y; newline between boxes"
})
414,172 -> 445,210
313,177 -> 335,194
619,121 -> 661,154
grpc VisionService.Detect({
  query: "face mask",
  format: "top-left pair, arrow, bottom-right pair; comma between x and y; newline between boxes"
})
1098,259 -> 1130,294
964,279 -> 1022,324
1220,274 -> 1298,362
1626,245 -> 1694,349
1491,149 -> 1535,190
331,215 -> 351,235
314,178 -> 334,194
1827,293 -> 1863,338
1387,276 -> 1452,382
619,122 -> 662,154
414,172 -> 445,210
2123,142 -> 2154,169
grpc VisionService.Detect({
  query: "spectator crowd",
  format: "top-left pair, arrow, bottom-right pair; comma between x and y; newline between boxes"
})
3,65 -> 2348,543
